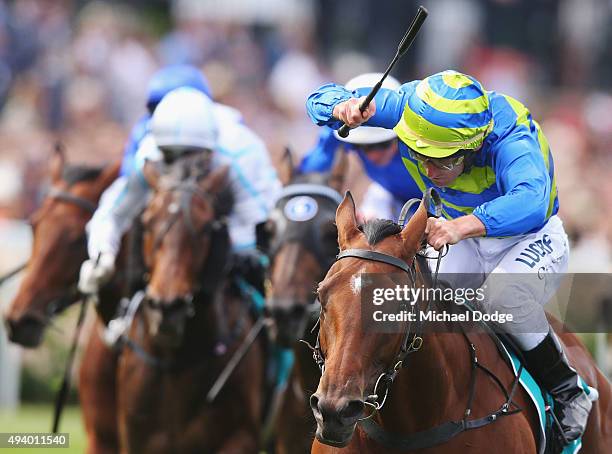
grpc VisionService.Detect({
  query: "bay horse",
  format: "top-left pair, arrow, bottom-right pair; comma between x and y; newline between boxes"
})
259,149 -> 346,454
3,145 -> 124,454
309,191 -> 612,453
116,156 -> 264,453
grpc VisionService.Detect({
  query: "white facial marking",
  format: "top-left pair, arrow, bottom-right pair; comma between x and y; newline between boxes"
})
350,267 -> 367,295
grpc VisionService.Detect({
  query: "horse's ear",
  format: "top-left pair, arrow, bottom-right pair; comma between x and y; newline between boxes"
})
336,191 -> 360,250
142,160 -> 160,190
399,198 -> 428,259
201,165 -> 229,194
50,141 -> 65,183
277,146 -> 294,186
328,148 -> 348,193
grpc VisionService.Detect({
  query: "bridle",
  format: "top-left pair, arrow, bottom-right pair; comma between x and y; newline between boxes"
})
306,246 -> 428,418
143,178 -> 226,313
148,180 -> 224,253
305,192 -> 442,416
32,185 -> 98,320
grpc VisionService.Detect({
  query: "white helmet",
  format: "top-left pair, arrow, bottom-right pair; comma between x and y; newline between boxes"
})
334,73 -> 401,145
151,87 -> 219,152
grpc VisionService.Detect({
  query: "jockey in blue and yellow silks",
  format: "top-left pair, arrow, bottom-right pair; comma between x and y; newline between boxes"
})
306,70 -> 593,447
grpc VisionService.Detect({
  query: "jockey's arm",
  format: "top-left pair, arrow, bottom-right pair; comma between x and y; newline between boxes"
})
215,128 -> 282,251
471,139 -> 551,237
119,115 -> 150,177
426,141 -> 550,249
306,81 -> 417,130
86,138 -> 157,261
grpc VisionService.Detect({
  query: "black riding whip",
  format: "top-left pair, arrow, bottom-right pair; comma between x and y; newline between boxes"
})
337,5 -> 429,138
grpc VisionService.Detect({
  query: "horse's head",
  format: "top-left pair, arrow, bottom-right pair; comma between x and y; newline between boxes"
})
309,190 -> 429,447
141,155 -> 232,348
261,149 -> 346,347
4,145 -> 119,347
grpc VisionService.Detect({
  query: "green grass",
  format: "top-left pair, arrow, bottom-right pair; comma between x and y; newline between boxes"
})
0,404 -> 85,453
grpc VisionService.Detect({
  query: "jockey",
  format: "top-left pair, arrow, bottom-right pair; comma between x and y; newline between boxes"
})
306,70 -> 592,445
120,64 -> 216,178
299,73 -> 421,221
78,87 -> 280,297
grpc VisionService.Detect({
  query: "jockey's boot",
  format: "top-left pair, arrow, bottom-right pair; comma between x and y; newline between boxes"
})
522,329 -> 592,445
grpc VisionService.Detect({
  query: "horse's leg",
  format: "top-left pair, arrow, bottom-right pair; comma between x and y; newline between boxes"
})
78,321 -> 119,454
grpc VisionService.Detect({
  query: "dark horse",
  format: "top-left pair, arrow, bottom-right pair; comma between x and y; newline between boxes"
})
115,156 -> 264,453
309,192 -> 612,453
259,149 -> 346,454
3,146 -> 123,453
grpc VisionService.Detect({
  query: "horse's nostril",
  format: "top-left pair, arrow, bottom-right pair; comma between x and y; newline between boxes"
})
310,394 -> 320,413
341,399 -> 365,421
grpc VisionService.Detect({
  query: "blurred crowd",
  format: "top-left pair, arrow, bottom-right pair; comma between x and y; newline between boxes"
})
0,0 -> 611,272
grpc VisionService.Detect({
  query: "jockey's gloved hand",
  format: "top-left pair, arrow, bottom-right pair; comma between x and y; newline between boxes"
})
78,252 -> 116,295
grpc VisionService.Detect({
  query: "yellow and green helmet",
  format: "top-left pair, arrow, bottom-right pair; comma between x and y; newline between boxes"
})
394,70 -> 493,159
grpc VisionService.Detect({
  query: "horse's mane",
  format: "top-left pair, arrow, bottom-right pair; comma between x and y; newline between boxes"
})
62,165 -> 105,186
359,219 -> 402,245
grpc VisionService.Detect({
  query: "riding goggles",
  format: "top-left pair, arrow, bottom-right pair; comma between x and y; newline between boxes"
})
407,147 -> 466,171
159,146 -> 211,164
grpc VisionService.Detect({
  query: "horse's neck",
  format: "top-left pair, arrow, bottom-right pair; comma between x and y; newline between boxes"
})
379,332 -> 472,433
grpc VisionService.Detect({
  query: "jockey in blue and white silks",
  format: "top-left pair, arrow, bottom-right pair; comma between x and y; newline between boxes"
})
78,86 -> 280,296
306,69 -> 593,446
299,73 -> 421,221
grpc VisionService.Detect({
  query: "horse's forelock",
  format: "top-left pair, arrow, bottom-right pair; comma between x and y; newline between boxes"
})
360,219 -> 402,245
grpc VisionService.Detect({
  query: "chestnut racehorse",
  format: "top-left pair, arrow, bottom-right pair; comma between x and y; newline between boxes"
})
3,146 -> 124,454
261,149 -> 346,454
115,157 -> 264,453
309,191 -> 611,453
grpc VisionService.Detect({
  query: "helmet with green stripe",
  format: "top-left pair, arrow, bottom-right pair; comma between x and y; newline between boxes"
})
394,70 -> 493,159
